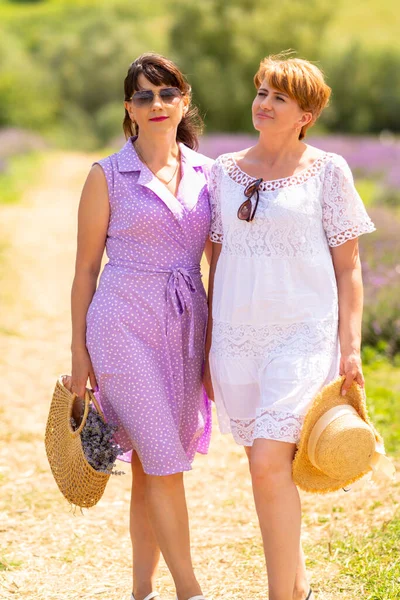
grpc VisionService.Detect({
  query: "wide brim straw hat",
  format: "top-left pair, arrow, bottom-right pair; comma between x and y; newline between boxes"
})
292,377 -> 395,493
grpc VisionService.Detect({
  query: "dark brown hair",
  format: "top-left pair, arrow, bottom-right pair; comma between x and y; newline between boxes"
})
123,53 -> 203,150
254,53 -> 331,140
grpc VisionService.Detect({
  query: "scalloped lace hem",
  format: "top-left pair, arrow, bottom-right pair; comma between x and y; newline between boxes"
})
210,231 -> 224,243
230,410 -> 305,445
327,222 -> 376,247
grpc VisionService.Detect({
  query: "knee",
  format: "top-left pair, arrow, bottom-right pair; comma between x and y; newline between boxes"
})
147,472 -> 183,491
250,453 -> 293,492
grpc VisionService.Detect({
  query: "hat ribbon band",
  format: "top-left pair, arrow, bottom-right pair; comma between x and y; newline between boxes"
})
308,405 -> 359,469
370,445 -> 396,481
308,404 -> 395,481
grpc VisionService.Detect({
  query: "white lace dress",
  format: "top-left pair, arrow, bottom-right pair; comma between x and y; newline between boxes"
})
209,152 -> 375,446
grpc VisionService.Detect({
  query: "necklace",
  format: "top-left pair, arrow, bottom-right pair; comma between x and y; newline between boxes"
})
134,142 -> 180,186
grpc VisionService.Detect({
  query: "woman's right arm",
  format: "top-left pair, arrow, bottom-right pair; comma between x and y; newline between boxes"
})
203,242 -> 222,400
71,164 -> 110,398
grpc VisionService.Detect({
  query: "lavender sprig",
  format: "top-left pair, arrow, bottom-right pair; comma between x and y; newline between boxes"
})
71,406 -> 125,475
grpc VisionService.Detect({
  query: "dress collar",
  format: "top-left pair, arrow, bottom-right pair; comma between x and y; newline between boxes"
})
116,137 -> 210,217
116,136 -> 210,173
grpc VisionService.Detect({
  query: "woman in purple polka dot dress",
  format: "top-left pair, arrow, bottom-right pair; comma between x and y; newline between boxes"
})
70,54 -> 212,600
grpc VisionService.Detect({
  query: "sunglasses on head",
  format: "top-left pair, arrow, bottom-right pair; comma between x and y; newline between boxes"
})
130,87 -> 183,107
237,178 -> 263,221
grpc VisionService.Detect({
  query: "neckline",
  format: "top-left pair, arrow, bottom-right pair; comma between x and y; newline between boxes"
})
133,140 -> 181,187
226,151 -> 330,191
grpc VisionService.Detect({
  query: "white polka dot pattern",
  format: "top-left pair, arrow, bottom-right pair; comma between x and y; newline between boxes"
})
86,138 -> 213,476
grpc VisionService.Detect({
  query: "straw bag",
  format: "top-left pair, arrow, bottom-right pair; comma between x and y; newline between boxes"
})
45,377 -> 110,508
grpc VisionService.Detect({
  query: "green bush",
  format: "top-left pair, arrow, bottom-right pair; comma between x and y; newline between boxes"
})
322,44 -> 400,134
0,29 -> 58,130
171,0 -> 333,132
0,0 -> 170,147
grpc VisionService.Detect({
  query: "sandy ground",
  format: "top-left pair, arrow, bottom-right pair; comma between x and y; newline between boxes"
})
0,153 -> 398,600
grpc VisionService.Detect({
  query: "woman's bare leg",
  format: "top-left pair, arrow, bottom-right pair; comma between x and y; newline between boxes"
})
293,543 -> 311,600
246,439 -> 303,600
146,472 -> 202,600
130,452 -> 161,600
244,446 -> 310,599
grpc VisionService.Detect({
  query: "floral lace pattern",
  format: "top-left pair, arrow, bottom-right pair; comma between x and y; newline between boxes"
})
209,160 -> 224,243
211,318 -> 338,359
208,152 -> 375,252
230,410 -> 305,445
220,152 -> 329,191
322,156 -> 376,246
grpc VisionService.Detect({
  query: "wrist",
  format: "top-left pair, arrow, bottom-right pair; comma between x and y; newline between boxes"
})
340,348 -> 361,358
71,342 -> 88,354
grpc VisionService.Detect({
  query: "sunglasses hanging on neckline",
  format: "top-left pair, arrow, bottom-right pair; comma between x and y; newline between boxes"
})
237,177 -> 263,221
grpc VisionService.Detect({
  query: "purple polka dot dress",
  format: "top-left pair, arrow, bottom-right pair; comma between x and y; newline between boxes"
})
86,137 -> 213,475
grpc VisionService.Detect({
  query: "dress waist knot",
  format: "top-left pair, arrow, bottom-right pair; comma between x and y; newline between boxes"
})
107,261 -> 201,358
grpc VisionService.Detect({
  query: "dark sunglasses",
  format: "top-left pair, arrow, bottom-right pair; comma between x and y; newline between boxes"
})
130,87 -> 183,107
237,178 -> 263,221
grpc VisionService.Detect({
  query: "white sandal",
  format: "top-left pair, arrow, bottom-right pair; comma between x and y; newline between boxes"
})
131,593 -> 160,600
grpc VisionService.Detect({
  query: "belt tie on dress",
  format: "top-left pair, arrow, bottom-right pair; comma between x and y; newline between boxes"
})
107,261 -> 200,359
166,267 -> 198,359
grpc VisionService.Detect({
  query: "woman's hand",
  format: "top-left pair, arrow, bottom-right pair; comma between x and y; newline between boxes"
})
339,352 -> 364,396
71,346 -> 97,399
203,360 -> 215,402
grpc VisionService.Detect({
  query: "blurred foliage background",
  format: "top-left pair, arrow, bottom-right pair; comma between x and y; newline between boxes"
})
0,0 -> 399,147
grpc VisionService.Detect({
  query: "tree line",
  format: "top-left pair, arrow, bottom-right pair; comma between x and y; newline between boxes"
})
1,0 -> 399,148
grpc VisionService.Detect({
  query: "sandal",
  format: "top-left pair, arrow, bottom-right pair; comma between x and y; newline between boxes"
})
131,593 -> 160,600
305,589 -> 313,600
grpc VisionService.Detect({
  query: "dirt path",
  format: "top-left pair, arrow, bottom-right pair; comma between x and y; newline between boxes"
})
0,153 -> 398,600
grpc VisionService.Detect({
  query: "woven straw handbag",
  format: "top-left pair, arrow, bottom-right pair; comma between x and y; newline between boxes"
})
45,377 -> 110,508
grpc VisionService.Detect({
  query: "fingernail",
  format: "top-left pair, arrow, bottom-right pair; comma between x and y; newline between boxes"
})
341,389 -> 347,396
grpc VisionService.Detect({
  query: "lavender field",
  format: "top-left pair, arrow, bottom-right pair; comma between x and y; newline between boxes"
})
200,133 -> 400,190
200,134 -> 400,359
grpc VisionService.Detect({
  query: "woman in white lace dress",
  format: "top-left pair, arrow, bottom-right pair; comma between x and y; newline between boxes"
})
204,54 -> 375,600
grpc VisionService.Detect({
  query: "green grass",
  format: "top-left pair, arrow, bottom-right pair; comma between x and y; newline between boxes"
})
318,515 -> 400,599
0,152 -> 43,205
364,362 -> 400,456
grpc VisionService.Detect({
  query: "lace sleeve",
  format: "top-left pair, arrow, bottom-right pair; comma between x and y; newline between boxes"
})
322,155 -> 375,247
209,160 -> 224,243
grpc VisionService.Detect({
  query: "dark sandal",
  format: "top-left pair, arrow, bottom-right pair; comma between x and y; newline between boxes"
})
305,589 -> 313,600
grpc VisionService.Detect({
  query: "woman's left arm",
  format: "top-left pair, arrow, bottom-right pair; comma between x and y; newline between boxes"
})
204,238 -> 213,265
331,238 -> 365,395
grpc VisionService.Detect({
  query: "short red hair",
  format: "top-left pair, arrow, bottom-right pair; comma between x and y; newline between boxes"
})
254,53 -> 331,139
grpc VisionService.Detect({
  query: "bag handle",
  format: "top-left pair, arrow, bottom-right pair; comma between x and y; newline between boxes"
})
69,388 -> 107,438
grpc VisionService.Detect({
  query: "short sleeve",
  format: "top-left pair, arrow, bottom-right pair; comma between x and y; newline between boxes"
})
322,155 -> 375,247
209,160 -> 224,243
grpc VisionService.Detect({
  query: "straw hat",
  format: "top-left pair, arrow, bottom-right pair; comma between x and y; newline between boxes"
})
292,377 -> 395,493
